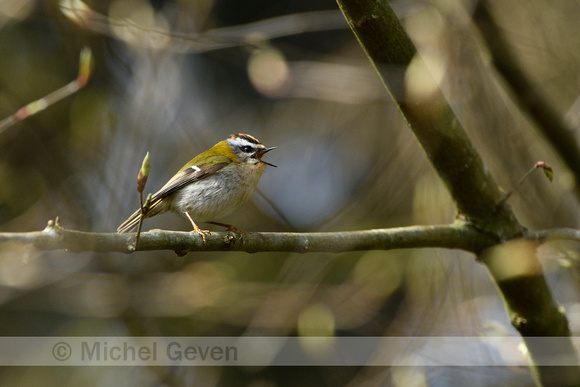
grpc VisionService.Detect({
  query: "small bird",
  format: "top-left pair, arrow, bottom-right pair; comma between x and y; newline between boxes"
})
117,133 -> 276,241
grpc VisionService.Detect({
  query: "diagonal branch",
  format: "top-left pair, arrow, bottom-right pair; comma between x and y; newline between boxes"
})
335,0 -> 522,240
335,0 -> 579,385
0,47 -> 93,134
473,1 -> 580,195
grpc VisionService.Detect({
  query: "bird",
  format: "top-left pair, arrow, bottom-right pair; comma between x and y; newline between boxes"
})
117,133 -> 276,242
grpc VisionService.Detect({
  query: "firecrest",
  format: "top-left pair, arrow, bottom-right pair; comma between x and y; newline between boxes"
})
117,133 -> 276,241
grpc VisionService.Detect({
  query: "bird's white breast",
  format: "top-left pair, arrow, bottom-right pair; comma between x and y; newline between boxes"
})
170,162 -> 265,223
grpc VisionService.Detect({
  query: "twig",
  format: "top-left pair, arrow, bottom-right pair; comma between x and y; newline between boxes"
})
525,228 -> 580,242
135,152 -> 151,250
498,161 -> 554,207
473,2 -> 580,195
0,47 -> 93,134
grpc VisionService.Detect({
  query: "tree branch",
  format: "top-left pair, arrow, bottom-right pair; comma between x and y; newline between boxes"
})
473,1 -> 580,195
526,228 -> 580,242
0,220 -> 497,255
2,220 -> 579,255
335,0 -> 522,240
336,0 -> 579,385
0,47 -> 93,134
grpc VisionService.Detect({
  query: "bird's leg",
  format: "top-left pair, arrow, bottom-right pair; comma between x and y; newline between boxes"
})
184,212 -> 211,244
207,221 -> 247,243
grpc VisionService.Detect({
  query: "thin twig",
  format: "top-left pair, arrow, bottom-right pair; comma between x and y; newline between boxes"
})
0,47 -> 93,134
135,191 -> 144,250
134,152 -> 151,250
498,161 -> 554,207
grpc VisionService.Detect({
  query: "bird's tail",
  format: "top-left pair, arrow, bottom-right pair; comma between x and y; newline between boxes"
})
117,197 -> 165,233
117,209 -> 143,233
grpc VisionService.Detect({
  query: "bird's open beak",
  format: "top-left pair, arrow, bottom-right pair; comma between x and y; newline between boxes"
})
255,147 -> 277,167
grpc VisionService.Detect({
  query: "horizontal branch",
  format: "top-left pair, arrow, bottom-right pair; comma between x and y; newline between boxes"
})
525,228 -> 580,242
60,1 -> 349,53
2,220 -> 578,256
0,220 -> 501,255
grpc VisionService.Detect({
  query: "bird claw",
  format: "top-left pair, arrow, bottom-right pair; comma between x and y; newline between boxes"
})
191,225 -> 211,245
207,221 -> 247,244
184,211 -> 211,245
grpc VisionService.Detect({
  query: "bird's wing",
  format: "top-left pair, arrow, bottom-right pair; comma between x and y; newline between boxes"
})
117,156 -> 232,233
151,161 -> 229,201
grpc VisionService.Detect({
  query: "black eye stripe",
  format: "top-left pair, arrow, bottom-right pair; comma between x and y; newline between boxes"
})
241,145 -> 254,153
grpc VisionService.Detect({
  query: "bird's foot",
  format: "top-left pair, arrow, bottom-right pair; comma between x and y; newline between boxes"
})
191,223 -> 211,245
184,211 -> 211,245
207,221 -> 247,243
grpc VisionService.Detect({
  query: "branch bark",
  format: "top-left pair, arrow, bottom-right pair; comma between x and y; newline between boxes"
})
2,220 -> 580,254
0,220 -> 496,255
335,0 -> 522,240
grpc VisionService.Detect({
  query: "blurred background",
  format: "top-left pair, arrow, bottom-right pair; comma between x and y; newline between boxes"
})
0,0 -> 579,385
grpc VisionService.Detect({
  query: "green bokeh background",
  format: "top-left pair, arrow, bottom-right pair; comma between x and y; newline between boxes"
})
0,0 -> 579,385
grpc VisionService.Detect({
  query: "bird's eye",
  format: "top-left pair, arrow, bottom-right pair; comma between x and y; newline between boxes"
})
241,145 -> 254,153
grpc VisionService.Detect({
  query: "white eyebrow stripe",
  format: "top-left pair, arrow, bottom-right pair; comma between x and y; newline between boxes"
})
228,137 -> 259,149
